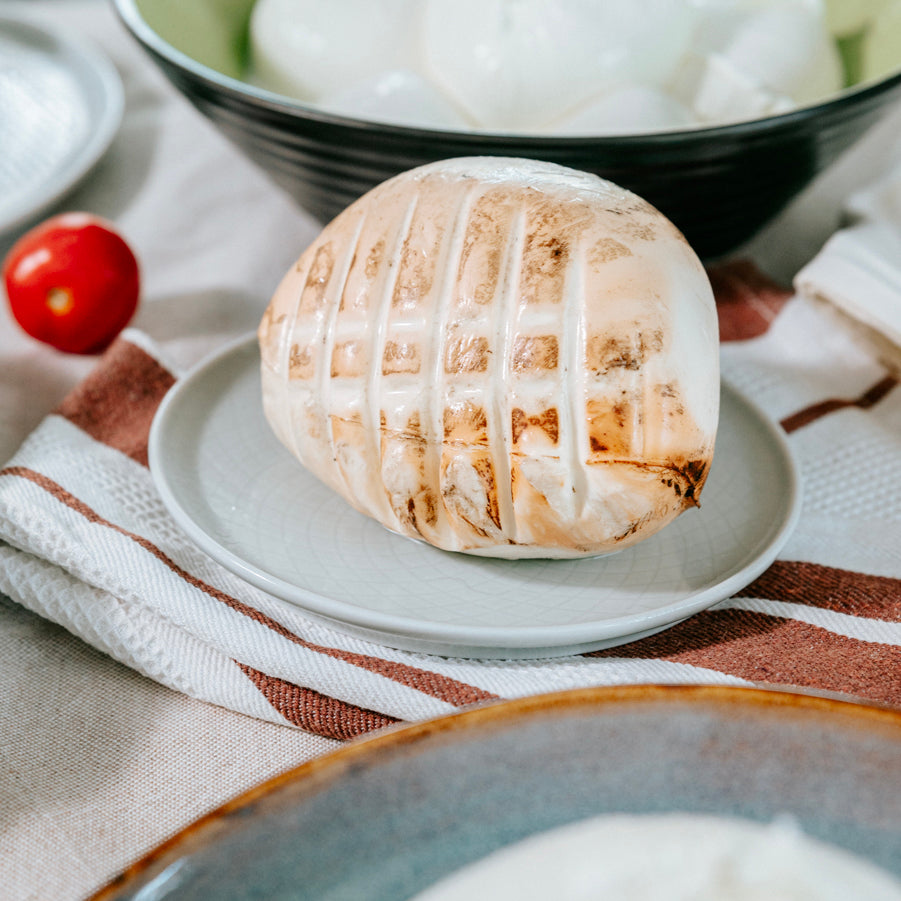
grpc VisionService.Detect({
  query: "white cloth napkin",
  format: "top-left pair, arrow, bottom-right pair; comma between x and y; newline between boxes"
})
2,260 -> 901,741
795,149 -> 901,371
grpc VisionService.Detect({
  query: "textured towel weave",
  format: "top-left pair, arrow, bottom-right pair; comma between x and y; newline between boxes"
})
2,263 -> 900,740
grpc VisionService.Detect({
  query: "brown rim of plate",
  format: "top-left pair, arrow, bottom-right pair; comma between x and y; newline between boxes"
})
89,683 -> 901,900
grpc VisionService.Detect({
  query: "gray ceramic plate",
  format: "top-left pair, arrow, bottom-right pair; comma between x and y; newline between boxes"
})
0,13 -> 123,235
148,334 -> 800,657
91,685 -> 901,900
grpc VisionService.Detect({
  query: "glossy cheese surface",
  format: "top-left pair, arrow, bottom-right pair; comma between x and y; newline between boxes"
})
259,157 -> 719,558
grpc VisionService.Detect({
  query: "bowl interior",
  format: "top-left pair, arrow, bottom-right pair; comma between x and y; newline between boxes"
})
133,0 -> 255,81
130,0 -> 900,123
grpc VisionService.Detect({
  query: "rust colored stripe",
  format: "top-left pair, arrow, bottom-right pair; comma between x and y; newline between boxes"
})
589,609 -> 901,707
736,560 -> 901,622
237,662 -> 399,740
780,374 -> 898,434
0,466 -> 496,708
54,337 -> 176,467
707,259 -> 792,343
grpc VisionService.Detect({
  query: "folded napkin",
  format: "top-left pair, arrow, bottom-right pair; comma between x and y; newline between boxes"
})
1,262 -> 900,742
795,152 -> 901,373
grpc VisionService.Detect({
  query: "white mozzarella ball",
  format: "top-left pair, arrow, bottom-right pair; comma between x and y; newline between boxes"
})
686,0 -> 775,53
717,3 -> 843,104
319,69 -> 473,130
259,158 -> 720,559
549,85 -> 697,135
249,0 -> 420,102
672,50 -> 797,123
423,0 -> 698,131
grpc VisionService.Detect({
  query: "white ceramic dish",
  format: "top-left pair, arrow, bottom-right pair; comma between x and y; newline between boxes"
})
149,333 -> 801,657
0,13 -> 123,236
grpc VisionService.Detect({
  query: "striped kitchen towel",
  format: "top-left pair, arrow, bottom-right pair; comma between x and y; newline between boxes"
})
0,261 -> 899,742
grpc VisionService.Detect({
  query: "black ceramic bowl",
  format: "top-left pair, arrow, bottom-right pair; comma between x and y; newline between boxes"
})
113,0 -> 901,259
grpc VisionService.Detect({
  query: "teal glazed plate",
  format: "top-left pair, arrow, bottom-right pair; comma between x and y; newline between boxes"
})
91,685 -> 901,900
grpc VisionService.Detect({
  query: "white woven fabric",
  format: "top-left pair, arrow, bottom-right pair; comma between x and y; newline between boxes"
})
4,289 -> 901,737
795,140 -> 901,370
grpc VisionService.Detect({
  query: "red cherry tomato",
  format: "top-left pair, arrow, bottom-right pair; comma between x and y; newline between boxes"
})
3,212 -> 140,355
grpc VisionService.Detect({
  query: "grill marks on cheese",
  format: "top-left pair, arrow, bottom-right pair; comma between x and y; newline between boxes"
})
259,161 -> 716,557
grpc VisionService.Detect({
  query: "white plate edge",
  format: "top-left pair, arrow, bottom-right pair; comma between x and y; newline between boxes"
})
0,12 -> 125,235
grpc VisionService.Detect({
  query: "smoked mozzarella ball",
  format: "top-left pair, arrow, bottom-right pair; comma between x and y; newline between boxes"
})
258,158 -> 720,558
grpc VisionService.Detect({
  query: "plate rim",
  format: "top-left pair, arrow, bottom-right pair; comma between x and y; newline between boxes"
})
148,333 -> 802,654
87,683 -> 901,901
0,12 -> 124,236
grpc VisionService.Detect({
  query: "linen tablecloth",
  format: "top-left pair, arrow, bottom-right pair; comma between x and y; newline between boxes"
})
3,2 -> 901,899
1,4 -> 336,900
